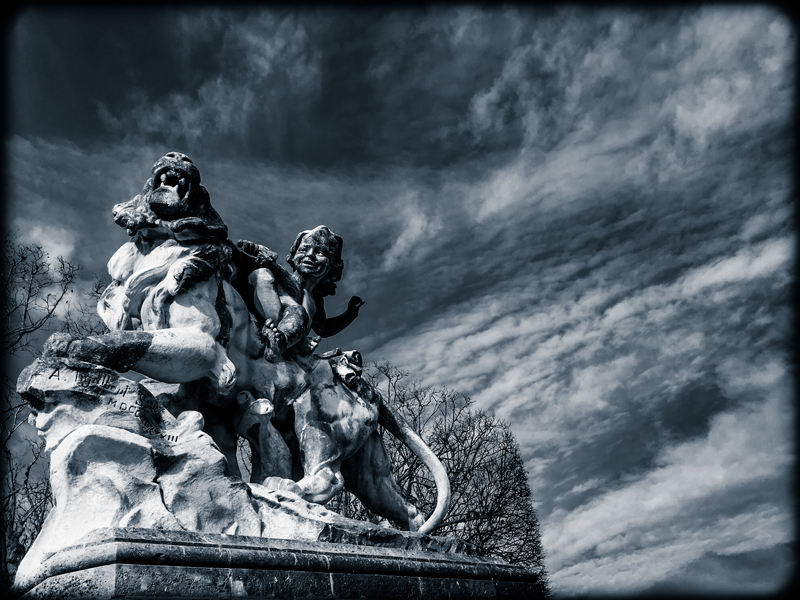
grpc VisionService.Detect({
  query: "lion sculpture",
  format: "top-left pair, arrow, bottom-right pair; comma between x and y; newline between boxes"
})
43,152 -> 449,534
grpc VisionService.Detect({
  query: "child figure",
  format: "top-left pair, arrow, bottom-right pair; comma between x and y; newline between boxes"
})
237,225 -> 364,362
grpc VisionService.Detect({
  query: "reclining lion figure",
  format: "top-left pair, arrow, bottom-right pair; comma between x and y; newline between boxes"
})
43,152 -> 449,533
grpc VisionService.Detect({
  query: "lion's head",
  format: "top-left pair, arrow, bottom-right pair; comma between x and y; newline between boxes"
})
112,152 -> 227,242
146,152 -> 202,218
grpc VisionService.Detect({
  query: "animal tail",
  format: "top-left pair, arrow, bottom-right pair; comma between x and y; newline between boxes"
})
378,402 -> 451,535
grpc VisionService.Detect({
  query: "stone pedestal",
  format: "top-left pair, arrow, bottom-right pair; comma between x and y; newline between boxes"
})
15,528 -> 546,600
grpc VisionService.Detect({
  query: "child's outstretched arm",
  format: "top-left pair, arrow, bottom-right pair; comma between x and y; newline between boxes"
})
313,296 -> 364,338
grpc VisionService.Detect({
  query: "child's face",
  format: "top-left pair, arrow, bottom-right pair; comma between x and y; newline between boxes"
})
294,232 -> 333,279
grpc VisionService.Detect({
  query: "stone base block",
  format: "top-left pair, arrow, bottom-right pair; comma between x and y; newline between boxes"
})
15,528 -> 546,600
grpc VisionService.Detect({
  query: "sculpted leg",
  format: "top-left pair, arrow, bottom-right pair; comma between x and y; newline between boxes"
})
45,328 -> 226,386
43,331 -> 154,373
249,269 -> 282,322
341,432 -> 425,531
134,285 -> 235,390
233,391 -> 293,484
53,279 -> 237,392
129,329 -> 224,383
248,270 -> 309,363
293,421 -> 347,504
283,359 -> 383,506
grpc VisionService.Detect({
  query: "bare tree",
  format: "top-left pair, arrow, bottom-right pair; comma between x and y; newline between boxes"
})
2,234 -> 77,355
327,362 -> 548,580
1,234 -> 105,589
59,276 -> 109,338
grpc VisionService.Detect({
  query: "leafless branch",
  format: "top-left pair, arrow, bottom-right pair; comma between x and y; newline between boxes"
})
327,363 -> 548,579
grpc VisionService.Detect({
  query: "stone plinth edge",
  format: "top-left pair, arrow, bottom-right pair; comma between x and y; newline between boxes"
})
14,527 -> 547,599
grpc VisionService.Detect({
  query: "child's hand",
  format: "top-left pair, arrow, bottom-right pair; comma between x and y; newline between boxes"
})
348,296 -> 365,313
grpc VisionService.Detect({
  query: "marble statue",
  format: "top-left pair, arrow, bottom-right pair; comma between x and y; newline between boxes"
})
13,358 -> 461,592
32,152 -> 450,545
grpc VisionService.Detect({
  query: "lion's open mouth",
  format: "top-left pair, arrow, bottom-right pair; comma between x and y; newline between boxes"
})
146,164 -> 195,217
152,166 -> 190,201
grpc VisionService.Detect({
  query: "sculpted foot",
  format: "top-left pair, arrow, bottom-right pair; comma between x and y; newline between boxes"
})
407,507 -> 426,532
262,319 -> 287,363
262,476 -> 303,496
236,390 -> 274,417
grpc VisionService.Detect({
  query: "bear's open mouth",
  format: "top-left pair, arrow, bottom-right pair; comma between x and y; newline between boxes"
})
152,166 -> 190,201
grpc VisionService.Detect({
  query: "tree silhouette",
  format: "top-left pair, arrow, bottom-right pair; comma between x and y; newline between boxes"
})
327,362 -> 548,580
1,234 -> 105,589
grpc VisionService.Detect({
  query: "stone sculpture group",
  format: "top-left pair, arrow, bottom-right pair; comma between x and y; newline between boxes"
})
14,153 -> 451,590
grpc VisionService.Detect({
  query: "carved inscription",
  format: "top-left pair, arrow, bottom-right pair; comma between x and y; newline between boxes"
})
40,363 -> 178,443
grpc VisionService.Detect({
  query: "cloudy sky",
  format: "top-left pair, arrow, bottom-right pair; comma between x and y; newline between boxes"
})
3,5 -> 795,595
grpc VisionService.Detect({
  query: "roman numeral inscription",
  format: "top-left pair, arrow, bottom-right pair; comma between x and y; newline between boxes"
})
23,358 -> 178,443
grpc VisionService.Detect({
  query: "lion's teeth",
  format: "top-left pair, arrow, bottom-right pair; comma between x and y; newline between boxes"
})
179,178 -> 186,186
160,174 -> 167,182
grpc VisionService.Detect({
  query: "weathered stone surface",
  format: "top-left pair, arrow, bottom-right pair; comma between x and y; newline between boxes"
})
14,358 -> 474,594
18,356 -> 177,447
15,528 -> 547,600
40,153 -> 450,533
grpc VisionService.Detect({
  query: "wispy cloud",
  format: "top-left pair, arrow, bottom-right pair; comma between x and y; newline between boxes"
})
545,361 -> 794,594
13,222 -> 75,264
97,11 -> 321,154
380,191 -> 443,271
